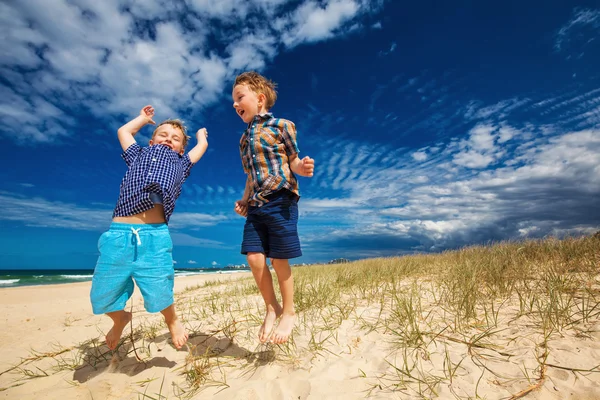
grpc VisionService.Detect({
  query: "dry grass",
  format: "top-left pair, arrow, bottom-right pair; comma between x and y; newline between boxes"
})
3,234 -> 599,398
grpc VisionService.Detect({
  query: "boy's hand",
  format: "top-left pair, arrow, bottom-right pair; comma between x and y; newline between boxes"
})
187,128 -> 209,163
196,128 -> 208,143
140,105 -> 156,125
234,200 -> 248,217
298,156 -> 314,177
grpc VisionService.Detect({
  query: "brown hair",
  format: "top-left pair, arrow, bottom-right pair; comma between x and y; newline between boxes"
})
234,71 -> 278,110
152,119 -> 190,149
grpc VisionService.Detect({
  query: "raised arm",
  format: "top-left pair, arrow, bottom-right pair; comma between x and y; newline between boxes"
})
117,105 -> 156,151
187,128 -> 209,164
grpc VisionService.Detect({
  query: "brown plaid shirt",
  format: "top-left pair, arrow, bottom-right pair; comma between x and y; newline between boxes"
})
240,113 -> 300,206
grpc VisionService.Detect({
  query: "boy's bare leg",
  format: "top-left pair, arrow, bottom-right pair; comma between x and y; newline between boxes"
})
270,258 -> 296,344
105,310 -> 132,350
160,304 -> 188,349
247,252 -> 282,342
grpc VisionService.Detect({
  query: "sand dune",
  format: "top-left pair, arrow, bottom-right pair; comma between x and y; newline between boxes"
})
2,238 -> 600,399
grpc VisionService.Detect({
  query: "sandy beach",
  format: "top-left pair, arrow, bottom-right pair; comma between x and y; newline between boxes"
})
1,237 -> 600,399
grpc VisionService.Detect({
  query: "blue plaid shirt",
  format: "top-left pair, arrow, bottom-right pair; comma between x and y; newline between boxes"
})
113,143 -> 193,223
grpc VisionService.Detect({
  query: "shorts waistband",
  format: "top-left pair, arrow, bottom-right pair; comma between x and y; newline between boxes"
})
264,189 -> 297,201
109,222 -> 168,232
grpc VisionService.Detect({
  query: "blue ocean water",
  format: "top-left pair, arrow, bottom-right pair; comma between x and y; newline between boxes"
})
0,268 -> 249,288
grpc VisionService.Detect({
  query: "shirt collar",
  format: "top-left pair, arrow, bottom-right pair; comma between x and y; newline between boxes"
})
246,112 -> 273,130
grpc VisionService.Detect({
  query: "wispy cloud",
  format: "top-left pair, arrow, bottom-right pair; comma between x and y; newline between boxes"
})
0,192 -> 230,232
378,41 -> 396,56
555,8 -> 600,53
169,212 -> 230,229
0,192 -> 110,230
301,115 -> 600,256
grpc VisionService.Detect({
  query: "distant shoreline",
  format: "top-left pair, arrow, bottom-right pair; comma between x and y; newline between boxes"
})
0,268 -> 250,288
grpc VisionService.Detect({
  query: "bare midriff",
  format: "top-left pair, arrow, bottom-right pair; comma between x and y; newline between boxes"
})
112,205 -> 166,224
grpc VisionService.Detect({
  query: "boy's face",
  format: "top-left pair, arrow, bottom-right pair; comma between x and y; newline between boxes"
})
150,124 -> 185,155
232,84 -> 265,124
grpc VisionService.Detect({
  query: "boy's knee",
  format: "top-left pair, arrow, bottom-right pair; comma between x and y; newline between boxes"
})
247,252 -> 267,266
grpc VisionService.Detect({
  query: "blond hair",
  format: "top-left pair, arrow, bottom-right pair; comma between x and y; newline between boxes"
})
152,119 -> 190,149
234,71 -> 278,110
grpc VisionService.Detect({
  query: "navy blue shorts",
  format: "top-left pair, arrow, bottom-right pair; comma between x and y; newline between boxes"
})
241,190 -> 302,259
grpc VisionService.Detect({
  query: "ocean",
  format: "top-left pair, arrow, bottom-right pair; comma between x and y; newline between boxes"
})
0,268 -> 250,288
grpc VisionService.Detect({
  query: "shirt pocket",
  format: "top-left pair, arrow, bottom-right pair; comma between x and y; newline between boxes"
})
258,127 -> 278,147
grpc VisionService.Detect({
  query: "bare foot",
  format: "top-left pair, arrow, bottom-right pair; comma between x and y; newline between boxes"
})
270,312 -> 296,344
167,319 -> 189,349
106,311 -> 132,350
259,304 -> 282,343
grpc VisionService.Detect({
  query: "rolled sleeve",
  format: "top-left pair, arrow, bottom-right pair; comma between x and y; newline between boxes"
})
121,143 -> 142,167
281,120 -> 299,157
181,154 -> 194,179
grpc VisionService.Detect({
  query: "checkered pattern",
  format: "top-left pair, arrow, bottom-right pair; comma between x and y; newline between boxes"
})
113,143 -> 193,223
239,113 -> 300,206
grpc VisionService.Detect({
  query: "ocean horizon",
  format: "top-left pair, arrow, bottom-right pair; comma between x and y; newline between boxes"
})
0,267 -> 250,288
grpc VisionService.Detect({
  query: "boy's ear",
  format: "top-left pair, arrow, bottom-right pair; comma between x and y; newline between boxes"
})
258,92 -> 267,104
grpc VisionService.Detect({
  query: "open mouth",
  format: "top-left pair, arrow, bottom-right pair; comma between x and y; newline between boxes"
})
238,109 -> 245,118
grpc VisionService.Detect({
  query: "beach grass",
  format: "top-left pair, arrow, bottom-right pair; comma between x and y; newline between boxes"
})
2,234 -> 599,399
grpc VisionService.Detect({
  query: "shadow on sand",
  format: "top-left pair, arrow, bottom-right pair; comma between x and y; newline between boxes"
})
72,329 -> 257,383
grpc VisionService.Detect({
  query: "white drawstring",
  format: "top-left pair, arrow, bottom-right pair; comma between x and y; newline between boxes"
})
131,227 -> 141,246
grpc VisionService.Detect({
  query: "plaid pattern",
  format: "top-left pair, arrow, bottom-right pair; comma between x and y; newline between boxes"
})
239,113 -> 300,206
113,143 -> 193,223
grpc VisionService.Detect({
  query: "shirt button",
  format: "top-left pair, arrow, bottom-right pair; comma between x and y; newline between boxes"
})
253,155 -> 256,158
148,173 -> 152,176
152,158 -> 157,162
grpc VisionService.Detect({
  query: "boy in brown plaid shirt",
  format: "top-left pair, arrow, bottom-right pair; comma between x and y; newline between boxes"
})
232,72 -> 315,344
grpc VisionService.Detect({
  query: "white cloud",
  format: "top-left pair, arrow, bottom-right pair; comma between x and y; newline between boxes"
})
408,175 -> 429,184
497,125 -> 520,143
301,198 -> 358,211
280,0 -> 367,46
451,124 -> 502,168
453,151 -> 496,169
1,0 -> 382,143
412,151 -> 427,161
301,126 -> 600,254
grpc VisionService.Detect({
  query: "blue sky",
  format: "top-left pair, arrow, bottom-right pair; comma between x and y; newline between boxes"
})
1,0 -> 599,269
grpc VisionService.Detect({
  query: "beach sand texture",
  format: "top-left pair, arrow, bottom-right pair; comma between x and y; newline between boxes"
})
1,236 -> 599,399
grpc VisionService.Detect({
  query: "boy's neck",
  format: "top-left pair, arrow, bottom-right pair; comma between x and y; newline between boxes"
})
254,112 -> 271,121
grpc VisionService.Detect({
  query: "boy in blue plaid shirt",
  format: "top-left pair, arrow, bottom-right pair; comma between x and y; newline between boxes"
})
90,105 -> 208,350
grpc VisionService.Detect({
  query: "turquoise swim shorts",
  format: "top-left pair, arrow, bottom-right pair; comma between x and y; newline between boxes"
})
90,222 -> 174,314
